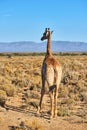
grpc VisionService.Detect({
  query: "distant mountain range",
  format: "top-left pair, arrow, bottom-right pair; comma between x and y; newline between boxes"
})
0,41 -> 87,52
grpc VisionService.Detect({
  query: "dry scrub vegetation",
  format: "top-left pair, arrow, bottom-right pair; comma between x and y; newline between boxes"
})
0,54 -> 87,130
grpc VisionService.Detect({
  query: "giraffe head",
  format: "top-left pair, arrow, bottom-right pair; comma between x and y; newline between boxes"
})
41,28 -> 53,41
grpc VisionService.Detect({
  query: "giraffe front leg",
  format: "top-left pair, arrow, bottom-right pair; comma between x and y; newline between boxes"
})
54,87 -> 58,117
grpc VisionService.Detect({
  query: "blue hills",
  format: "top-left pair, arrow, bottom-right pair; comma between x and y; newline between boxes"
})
0,41 -> 87,52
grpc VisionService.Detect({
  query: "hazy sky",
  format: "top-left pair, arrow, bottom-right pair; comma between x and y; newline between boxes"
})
0,0 -> 87,42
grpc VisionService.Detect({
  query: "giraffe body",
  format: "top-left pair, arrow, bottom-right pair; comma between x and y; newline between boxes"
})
37,28 -> 62,118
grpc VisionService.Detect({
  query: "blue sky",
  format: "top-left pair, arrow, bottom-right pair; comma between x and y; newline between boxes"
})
0,0 -> 87,42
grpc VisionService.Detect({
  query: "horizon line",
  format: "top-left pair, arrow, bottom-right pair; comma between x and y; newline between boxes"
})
0,40 -> 87,43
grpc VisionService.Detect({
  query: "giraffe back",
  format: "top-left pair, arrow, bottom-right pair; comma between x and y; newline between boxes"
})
42,55 -> 61,87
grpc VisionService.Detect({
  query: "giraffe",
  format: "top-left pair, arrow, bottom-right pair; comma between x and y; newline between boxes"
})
37,28 -> 62,118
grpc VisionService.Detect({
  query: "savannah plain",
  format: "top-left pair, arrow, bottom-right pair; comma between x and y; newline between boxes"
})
0,53 -> 87,130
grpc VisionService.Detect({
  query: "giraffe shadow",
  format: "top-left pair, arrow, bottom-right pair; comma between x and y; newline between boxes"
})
37,111 -> 50,120
4,104 -> 50,120
5,104 -> 36,115
5,104 -> 50,130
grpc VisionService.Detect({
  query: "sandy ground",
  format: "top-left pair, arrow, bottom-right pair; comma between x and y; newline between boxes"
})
0,91 -> 87,130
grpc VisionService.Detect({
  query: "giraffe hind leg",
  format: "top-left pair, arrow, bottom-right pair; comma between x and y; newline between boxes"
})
49,85 -> 56,118
54,69 -> 62,117
54,87 -> 58,117
49,90 -> 55,119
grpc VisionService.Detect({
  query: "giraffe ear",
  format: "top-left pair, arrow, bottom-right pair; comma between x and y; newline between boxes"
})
51,31 -> 53,34
45,28 -> 47,31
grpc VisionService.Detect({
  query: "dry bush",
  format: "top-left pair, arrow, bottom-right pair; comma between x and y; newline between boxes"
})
0,90 -> 7,106
61,98 -> 74,106
11,118 -> 46,130
58,84 -> 69,98
60,56 -> 87,103
57,106 -> 70,116
28,91 -> 40,99
25,118 -> 45,130
79,92 -> 87,102
5,85 -> 17,96
0,84 -> 17,96
62,69 -> 80,85
28,101 -> 38,108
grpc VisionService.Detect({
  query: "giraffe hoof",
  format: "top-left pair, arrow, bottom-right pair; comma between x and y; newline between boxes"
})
53,113 -> 57,119
37,107 -> 41,115
54,115 -> 57,118
37,109 -> 40,114
50,115 -> 54,119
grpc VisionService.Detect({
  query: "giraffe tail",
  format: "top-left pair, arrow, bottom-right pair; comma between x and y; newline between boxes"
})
49,85 -> 56,92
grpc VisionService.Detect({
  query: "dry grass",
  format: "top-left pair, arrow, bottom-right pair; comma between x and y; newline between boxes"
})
9,118 -> 46,130
0,90 -> 7,106
0,55 -> 87,108
0,55 -> 87,129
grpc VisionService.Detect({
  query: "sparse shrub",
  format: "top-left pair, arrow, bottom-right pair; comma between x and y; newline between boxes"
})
79,92 -> 87,102
62,70 -> 80,85
61,98 -> 74,106
29,101 -> 38,108
57,106 -> 70,116
12,79 -> 26,88
12,118 -> 45,130
77,79 -> 85,91
59,84 -> 69,98
65,98 -> 74,105
62,72 -> 71,84
0,90 -> 7,106
31,119 -> 44,130
0,84 -> 17,97
29,85 -> 37,91
25,118 -> 45,130
5,85 -> 17,96
30,91 -> 40,99
83,92 -> 87,103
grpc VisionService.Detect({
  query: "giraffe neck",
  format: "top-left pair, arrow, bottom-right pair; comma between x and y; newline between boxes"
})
46,33 -> 52,56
